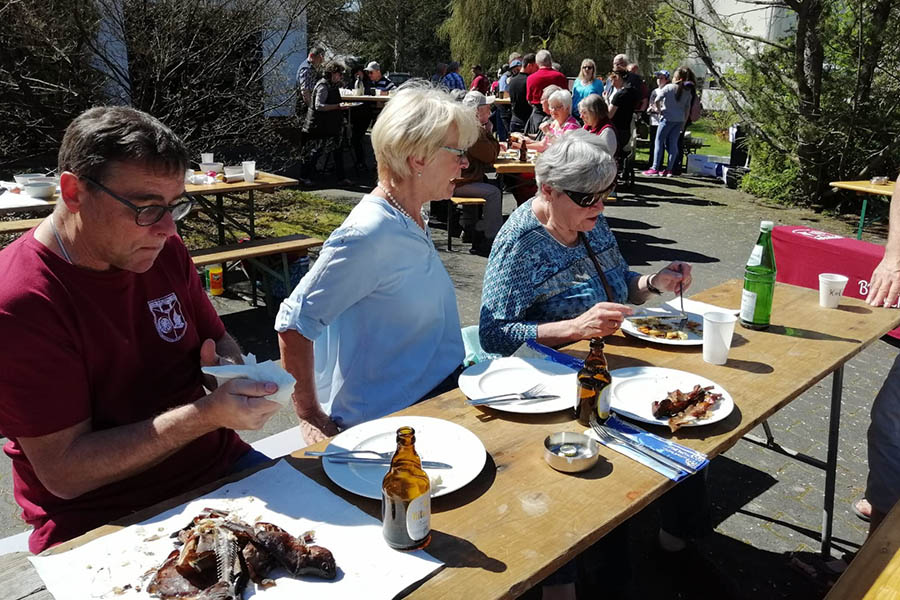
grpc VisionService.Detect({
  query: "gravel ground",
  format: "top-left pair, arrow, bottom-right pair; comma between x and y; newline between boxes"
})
0,170 -> 894,599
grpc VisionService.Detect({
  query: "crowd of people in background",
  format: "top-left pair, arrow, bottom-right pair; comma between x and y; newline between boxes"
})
292,44 -> 703,255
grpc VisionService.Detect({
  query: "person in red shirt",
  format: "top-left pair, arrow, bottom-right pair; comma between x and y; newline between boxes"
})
525,49 -> 568,105
469,65 -> 490,95
0,106 -> 282,553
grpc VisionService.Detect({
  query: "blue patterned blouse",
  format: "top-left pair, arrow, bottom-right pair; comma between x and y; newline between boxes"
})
479,200 -> 640,355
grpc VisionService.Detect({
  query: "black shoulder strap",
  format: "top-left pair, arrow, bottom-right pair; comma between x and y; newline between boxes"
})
579,232 -> 616,301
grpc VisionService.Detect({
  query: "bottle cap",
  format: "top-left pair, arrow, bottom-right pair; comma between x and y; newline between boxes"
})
760,220 -> 774,231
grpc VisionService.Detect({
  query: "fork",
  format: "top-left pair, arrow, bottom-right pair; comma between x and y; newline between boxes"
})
675,264 -> 688,331
589,417 -> 688,475
468,382 -> 550,405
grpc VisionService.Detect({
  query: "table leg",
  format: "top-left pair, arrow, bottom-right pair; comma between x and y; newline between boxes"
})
821,365 -> 843,556
248,189 -> 255,239
216,193 -> 225,246
857,194 -> 868,240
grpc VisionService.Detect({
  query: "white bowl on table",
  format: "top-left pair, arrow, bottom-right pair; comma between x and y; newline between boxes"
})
198,162 -> 224,173
13,173 -> 45,185
22,182 -> 56,199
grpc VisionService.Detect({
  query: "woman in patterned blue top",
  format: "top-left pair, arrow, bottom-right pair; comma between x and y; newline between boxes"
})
480,129 -> 692,355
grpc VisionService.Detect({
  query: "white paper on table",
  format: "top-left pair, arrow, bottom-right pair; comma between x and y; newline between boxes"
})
0,190 -> 52,209
665,298 -> 740,317
203,353 -> 295,406
29,460 -> 442,599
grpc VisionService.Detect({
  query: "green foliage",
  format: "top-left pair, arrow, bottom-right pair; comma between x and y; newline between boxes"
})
740,139 -> 802,205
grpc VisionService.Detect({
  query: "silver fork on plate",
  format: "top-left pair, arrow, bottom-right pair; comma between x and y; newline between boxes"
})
468,382 -> 551,406
676,264 -> 688,331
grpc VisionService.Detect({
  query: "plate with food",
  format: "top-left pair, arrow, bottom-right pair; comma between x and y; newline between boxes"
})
621,308 -> 703,345
457,357 -> 577,414
602,366 -> 733,431
321,416 -> 486,499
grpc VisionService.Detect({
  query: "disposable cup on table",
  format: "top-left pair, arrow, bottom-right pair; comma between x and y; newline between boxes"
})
703,311 -> 737,365
184,169 -> 193,183
818,273 -> 848,308
242,161 -> 256,183
201,153 -> 214,163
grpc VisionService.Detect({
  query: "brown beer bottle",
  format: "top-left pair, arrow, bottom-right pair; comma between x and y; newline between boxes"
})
382,426 -> 431,550
575,338 -> 612,426
518,137 -> 528,162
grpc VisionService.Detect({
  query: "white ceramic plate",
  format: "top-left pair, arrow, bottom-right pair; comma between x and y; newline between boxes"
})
603,366 -> 734,428
620,308 -> 704,346
457,357 -> 577,414
321,416 -> 486,499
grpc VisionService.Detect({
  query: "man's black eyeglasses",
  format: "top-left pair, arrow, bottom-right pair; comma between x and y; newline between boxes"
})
563,182 -> 615,207
81,176 -> 194,226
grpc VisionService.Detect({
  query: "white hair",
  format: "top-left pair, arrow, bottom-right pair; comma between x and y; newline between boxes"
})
535,49 -> 553,67
613,53 -> 629,68
371,83 -> 479,183
535,129 -> 617,193
540,84 -> 562,102
548,89 -> 572,112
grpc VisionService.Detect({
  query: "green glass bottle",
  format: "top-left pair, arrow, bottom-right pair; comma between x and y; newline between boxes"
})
740,220 -> 777,330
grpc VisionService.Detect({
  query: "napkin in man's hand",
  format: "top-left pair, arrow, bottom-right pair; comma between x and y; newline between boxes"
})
202,353 -> 295,406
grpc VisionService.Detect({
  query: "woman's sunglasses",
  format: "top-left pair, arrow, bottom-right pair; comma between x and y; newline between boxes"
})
562,181 -> 615,207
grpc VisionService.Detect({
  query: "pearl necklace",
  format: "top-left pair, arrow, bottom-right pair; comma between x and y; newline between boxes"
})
377,181 -> 421,228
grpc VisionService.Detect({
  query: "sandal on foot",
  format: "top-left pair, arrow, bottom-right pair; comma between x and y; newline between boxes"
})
852,498 -> 872,522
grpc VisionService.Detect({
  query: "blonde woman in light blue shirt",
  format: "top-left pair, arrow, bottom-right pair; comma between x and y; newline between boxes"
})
276,84 -> 479,444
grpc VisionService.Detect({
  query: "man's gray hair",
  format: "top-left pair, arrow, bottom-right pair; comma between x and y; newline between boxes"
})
535,49 -> 552,67
534,129 -> 617,193
310,46 -> 326,57
613,53 -> 629,68
508,52 -> 522,63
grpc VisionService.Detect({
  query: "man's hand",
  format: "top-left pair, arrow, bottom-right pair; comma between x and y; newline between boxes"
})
570,302 -> 634,339
197,378 -> 281,431
294,394 -> 339,444
867,257 -> 900,307
652,262 -> 693,293
200,338 -> 243,390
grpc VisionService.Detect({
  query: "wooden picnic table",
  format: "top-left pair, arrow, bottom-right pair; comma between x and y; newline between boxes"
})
338,94 -> 391,102
184,171 -> 298,245
492,157 -> 535,175
825,498 -> 900,599
3,280 -> 898,599
829,180 -> 895,240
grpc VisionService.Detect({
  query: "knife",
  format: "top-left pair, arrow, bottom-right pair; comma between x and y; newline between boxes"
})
467,394 -> 559,406
600,425 -> 698,474
326,456 -> 453,469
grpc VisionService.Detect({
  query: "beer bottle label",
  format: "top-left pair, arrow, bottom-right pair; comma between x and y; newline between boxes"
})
747,245 -> 763,267
406,494 -> 430,541
740,288 -> 758,321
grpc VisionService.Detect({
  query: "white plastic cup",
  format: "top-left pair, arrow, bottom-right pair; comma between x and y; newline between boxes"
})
184,169 -> 194,183
201,153 -> 214,163
703,311 -> 737,365
819,273 -> 848,308
242,161 -> 256,183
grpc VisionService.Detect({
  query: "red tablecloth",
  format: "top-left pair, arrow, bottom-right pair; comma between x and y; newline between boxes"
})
772,226 -> 900,338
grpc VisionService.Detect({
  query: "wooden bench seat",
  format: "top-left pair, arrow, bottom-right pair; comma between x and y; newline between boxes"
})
443,197 -> 487,251
190,234 -> 323,267
0,218 -> 43,235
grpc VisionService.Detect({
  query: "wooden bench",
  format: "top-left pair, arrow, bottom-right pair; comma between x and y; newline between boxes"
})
190,234 -> 324,309
0,218 -> 43,236
445,197 -> 486,251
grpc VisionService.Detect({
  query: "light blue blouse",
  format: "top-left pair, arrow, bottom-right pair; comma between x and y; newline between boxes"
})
572,79 -> 605,118
479,200 -> 640,356
275,195 -> 463,428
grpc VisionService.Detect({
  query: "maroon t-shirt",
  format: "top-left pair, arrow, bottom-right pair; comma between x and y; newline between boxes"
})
0,231 -> 249,553
525,67 -> 568,105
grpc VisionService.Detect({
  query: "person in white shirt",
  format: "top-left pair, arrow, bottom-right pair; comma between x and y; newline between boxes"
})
276,84 -> 480,443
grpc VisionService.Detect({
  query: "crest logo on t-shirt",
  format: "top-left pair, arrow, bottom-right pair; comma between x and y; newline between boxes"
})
148,293 -> 187,342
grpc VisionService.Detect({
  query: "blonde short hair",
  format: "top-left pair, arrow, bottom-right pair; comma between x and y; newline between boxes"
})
372,84 -> 479,182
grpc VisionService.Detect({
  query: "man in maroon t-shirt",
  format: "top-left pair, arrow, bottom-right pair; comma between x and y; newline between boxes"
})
0,106 -> 282,553
525,49 -> 568,106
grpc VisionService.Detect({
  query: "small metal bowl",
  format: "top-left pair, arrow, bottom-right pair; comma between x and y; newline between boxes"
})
543,432 -> 600,473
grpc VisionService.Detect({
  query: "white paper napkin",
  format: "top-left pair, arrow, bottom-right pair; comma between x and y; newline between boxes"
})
203,353 -> 295,406
29,460 -> 442,599
665,298 -> 740,317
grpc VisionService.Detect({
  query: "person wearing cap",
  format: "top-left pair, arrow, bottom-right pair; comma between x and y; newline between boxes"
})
647,69 -> 670,166
365,61 -> 395,94
498,53 -> 522,96
572,58 -> 604,121
453,91 -> 502,256
470,65 -> 489,95
441,61 -> 466,90
508,54 -> 537,133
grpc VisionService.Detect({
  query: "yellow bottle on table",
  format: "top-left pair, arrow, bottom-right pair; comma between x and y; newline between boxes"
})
382,426 -> 431,550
